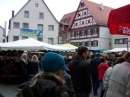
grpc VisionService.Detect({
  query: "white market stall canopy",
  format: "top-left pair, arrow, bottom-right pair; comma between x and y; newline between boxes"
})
55,43 -> 78,49
103,48 -> 128,53
0,38 -> 76,52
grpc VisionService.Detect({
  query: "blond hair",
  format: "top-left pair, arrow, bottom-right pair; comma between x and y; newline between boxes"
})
31,55 -> 39,62
20,53 -> 28,64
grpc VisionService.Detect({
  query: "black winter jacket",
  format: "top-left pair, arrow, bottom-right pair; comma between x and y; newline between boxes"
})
17,74 -> 75,97
69,55 -> 92,93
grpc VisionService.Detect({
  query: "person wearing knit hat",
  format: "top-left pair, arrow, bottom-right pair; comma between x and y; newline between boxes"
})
41,52 -> 69,74
17,52 -> 74,97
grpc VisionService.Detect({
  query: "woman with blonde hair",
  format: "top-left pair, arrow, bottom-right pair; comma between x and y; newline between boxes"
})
17,52 -> 74,97
20,53 -> 28,83
28,55 -> 40,80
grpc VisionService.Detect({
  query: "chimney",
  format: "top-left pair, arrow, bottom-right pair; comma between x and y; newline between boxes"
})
101,3 -> 104,11
12,10 -> 15,18
4,21 -> 7,37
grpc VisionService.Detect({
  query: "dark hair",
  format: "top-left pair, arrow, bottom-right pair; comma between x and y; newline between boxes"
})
100,57 -> 105,62
113,57 -> 125,66
77,46 -> 88,56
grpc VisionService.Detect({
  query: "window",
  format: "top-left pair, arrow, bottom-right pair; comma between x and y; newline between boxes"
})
84,12 -> 87,15
37,37 -> 43,42
3,39 -> 5,43
24,11 -> 29,18
13,36 -> 19,41
22,36 -> 28,40
13,22 -> 20,28
79,42 -> 82,46
35,4 -> 38,7
39,12 -> 44,19
88,20 -> 90,23
93,40 -> 98,47
115,38 -> 128,44
23,23 -> 29,28
78,14 -> 80,17
82,21 -> 84,24
87,29 -> 91,35
48,38 -> 54,45
48,25 -> 54,31
37,24 -> 43,30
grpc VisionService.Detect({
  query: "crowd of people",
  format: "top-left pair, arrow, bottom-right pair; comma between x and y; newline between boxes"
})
0,46 -> 130,97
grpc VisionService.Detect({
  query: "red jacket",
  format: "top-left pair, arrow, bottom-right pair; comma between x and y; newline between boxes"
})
98,63 -> 109,80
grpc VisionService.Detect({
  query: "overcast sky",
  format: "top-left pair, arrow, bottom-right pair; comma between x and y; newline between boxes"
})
0,0 -> 130,29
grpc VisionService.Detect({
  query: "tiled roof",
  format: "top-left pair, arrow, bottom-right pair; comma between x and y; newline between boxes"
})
60,11 -> 76,30
83,0 -> 114,26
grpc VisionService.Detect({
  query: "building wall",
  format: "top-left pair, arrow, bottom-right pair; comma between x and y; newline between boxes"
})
0,27 -> 6,43
111,35 -> 130,49
8,0 -> 58,44
71,37 -> 111,50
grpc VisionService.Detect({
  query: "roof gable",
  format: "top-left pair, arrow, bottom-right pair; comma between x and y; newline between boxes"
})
83,0 -> 114,26
9,0 -> 59,29
60,11 -> 76,30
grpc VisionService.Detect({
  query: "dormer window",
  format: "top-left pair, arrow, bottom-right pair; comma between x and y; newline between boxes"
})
35,4 -> 38,7
81,2 -> 84,7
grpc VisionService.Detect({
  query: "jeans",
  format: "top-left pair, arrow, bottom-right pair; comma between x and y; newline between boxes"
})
75,93 -> 89,97
92,76 -> 99,95
100,80 -> 105,97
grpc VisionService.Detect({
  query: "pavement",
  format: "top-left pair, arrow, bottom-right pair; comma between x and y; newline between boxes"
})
0,83 -> 100,97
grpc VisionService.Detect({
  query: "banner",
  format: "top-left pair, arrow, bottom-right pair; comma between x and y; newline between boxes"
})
108,4 -> 130,36
20,28 -> 43,37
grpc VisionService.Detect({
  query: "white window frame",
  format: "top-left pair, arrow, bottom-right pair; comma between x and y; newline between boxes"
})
39,12 -> 44,19
13,22 -> 20,28
48,25 -> 54,31
22,36 -> 28,40
23,23 -> 29,28
13,36 -> 19,41
24,11 -> 29,18
37,24 -> 43,30
48,38 -> 54,45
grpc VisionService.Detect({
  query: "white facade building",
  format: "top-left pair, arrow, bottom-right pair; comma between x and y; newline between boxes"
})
0,26 -> 6,43
111,35 -> 129,49
8,0 -> 59,45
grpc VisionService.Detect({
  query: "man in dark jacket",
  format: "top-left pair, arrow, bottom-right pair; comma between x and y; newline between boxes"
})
90,54 -> 101,96
69,46 -> 92,97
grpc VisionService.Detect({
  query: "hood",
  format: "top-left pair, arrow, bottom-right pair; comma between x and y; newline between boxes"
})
73,55 -> 85,64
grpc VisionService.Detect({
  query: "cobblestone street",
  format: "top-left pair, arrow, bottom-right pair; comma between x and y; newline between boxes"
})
0,83 -> 100,97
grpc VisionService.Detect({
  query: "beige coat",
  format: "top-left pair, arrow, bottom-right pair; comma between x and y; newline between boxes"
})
106,62 -> 130,97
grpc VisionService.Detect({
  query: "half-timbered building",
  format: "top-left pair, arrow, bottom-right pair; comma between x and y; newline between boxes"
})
70,0 -> 113,51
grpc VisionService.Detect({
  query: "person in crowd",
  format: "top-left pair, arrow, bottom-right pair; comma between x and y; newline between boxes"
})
17,52 -> 74,97
105,52 -> 130,97
62,70 -> 75,97
28,55 -> 40,80
20,53 -> 28,83
0,93 -> 4,97
121,50 -> 127,56
69,46 -> 92,97
103,57 -> 125,97
122,51 -> 130,60
90,54 -> 101,96
98,58 -> 109,97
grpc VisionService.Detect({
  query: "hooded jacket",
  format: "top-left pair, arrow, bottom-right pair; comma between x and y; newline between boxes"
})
69,55 -> 92,93
17,73 -> 74,97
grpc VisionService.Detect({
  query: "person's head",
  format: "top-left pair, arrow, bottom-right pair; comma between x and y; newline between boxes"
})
122,52 -> 130,61
112,57 -> 125,66
121,50 -> 127,56
31,55 -> 39,62
100,57 -> 106,63
77,46 -> 88,58
41,52 -> 69,77
22,53 -> 27,59
95,54 -> 100,58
